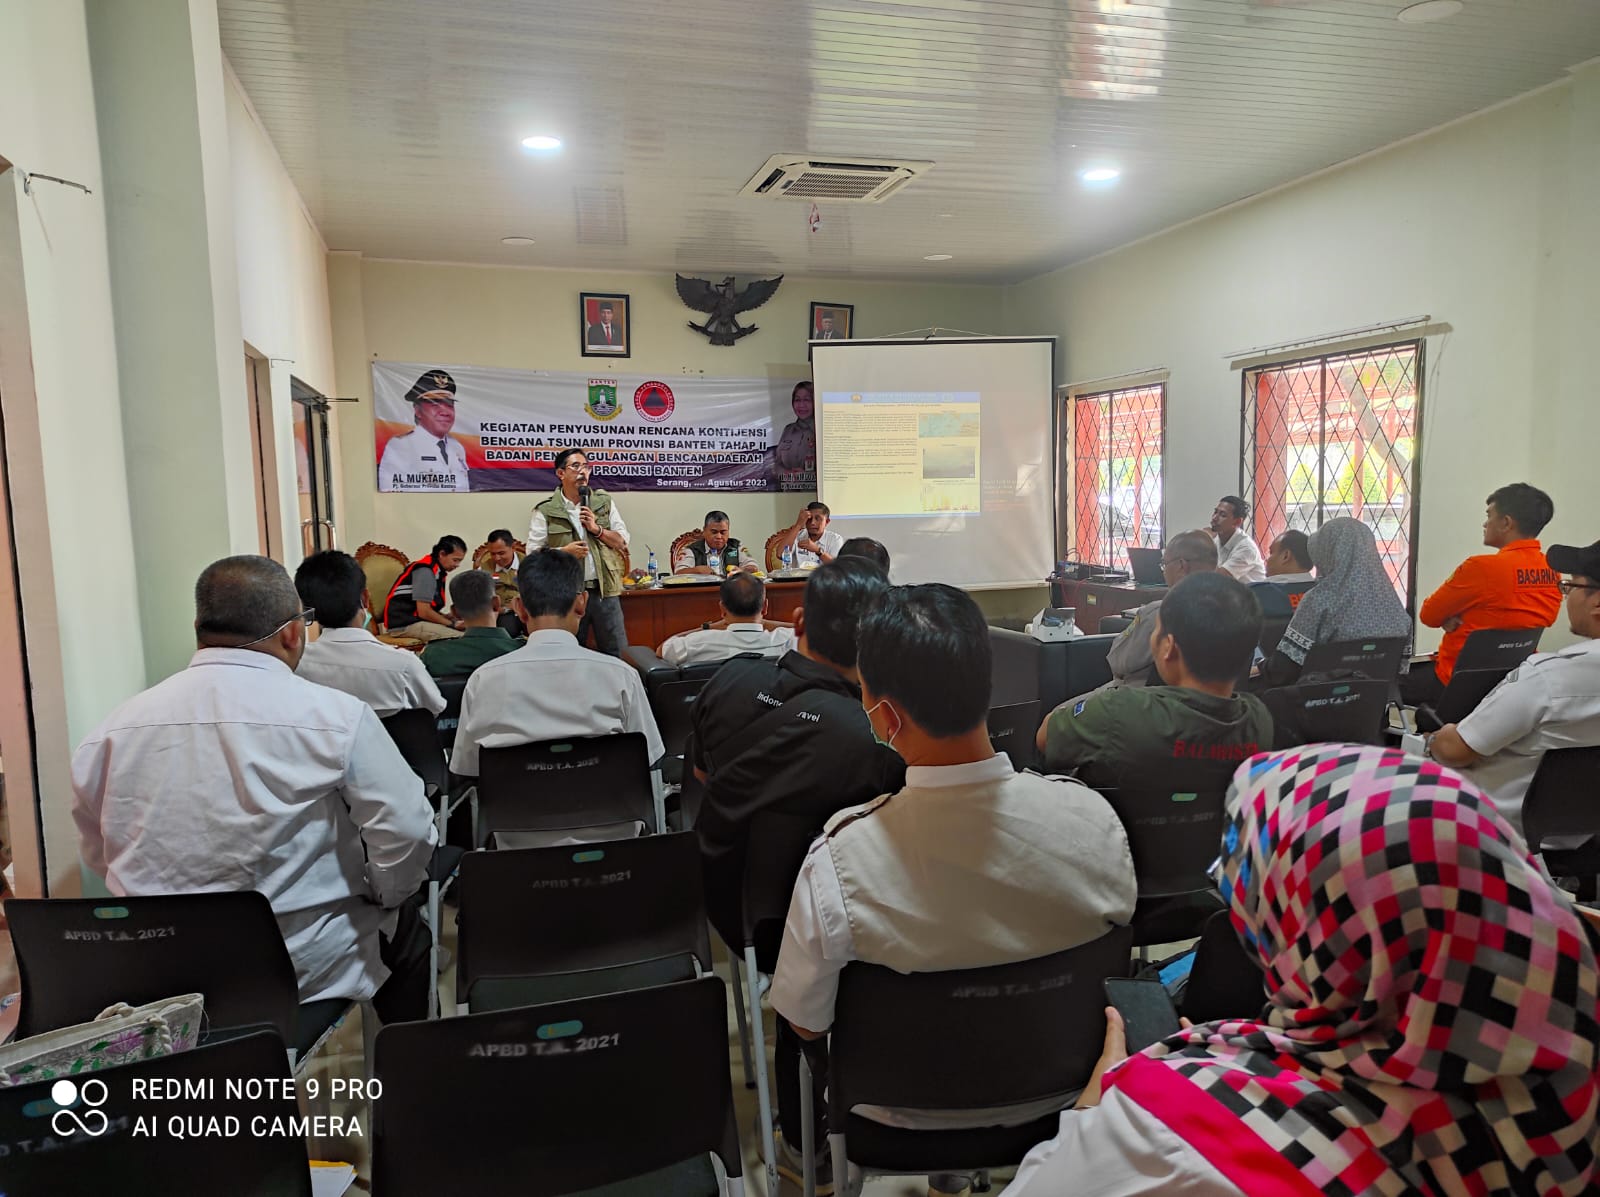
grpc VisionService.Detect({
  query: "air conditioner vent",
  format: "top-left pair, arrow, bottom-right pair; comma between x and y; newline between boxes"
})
738,155 -> 932,204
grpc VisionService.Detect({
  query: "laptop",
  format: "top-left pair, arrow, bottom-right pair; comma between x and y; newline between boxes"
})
1126,547 -> 1166,587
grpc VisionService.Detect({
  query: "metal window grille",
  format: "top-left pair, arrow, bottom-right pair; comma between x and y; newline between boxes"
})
1071,384 -> 1165,570
1241,340 -> 1424,606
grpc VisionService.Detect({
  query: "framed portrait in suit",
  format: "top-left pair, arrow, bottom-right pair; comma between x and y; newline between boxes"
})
581,292 -> 631,357
808,302 -> 853,344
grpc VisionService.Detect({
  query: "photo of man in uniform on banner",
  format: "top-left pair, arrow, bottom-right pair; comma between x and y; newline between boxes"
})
377,368 -> 472,492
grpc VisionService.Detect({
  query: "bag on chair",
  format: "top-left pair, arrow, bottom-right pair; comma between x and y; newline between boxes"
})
0,992 -> 205,1087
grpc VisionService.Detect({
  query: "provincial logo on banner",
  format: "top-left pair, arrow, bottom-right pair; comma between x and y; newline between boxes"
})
586,379 -> 620,421
634,381 -> 676,422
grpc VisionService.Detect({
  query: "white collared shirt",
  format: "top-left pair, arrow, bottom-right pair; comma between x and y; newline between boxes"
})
298,626 -> 447,717
1267,570 -> 1316,586
527,493 -> 630,584
70,648 -> 437,1003
788,527 -> 844,569
378,428 -> 469,492
1457,637 -> 1600,835
1214,529 -> 1266,583
452,628 -> 665,776
660,622 -> 796,667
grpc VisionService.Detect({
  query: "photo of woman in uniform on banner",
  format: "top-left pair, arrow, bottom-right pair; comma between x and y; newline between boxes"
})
775,379 -> 816,492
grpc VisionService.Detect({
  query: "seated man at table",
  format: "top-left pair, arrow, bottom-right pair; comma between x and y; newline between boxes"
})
420,569 -> 521,679
1039,571 -> 1271,789
451,549 -> 664,780
776,502 -> 844,568
71,555 -> 437,1023
1250,528 -> 1316,618
674,510 -> 760,575
1210,495 -> 1266,583
659,572 -> 795,667
770,583 -> 1135,1192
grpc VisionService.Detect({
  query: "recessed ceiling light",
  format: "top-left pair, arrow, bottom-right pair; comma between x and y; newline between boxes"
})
937,212 -> 955,218
1079,166 -> 1121,184
1397,0 -> 1462,22
520,135 -> 563,150
923,254 -> 954,261
500,236 -> 536,246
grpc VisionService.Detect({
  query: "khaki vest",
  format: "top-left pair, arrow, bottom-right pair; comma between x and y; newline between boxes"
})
536,490 -> 625,598
824,770 -> 1136,974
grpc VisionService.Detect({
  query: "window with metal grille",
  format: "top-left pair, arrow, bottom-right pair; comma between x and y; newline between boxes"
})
1070,383 -> 1165,570
1241,341 -> 1423,606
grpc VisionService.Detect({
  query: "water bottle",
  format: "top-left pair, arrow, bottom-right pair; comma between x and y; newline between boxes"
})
781,542 -> 794,572
646,547 -> 658,583
707,549 -> 722,575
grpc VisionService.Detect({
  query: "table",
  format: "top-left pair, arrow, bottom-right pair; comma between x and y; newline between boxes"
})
619,579 -> 809,648
1050,578 -> 1167,635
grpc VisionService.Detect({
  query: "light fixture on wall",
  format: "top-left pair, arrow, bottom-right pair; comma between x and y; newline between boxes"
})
923,254 -> 954,261
500,236 -> 536,246
1397,0 -> 1463,22
520,135 -> 563,151
1078,166 -> 1121,185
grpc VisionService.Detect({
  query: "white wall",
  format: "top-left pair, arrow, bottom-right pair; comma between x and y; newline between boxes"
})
1006,72 -> 1600,652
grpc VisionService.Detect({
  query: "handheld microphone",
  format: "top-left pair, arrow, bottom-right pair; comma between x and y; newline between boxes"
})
578,485 -> 592,508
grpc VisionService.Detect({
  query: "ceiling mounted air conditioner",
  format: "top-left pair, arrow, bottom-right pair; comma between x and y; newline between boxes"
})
737,154 -> 932,204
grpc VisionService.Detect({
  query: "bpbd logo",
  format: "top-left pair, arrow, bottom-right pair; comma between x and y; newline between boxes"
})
633,381 -> 675,422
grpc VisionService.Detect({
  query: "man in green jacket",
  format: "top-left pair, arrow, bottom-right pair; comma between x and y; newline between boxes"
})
525,447 -> 631,656
420,570 -> 521,678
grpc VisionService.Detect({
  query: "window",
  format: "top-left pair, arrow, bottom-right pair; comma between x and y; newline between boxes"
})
1070,383 -> 1164,570
1242,341 -> 1423,605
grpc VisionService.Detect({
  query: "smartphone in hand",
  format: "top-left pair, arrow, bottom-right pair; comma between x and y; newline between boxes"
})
1104,978 -> 1182,1054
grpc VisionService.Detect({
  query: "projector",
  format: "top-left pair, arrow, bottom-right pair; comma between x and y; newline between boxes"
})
1027,607 -> 1079,643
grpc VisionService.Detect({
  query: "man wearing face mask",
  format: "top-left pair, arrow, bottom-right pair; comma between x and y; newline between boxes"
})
70,556 -> 438,1024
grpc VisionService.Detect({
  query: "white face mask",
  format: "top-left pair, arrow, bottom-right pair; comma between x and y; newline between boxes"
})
864,699 -> 901,751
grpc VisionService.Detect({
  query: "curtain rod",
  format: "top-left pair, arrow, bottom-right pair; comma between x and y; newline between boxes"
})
1223,315 -> 1431,362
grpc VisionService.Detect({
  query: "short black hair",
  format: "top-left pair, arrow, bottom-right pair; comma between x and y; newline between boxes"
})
1156,572 -> 1262,684
806,501 -> 830,518
1487,483 -> 1554,538
1272,529 -> 1312,570
553,448 -> 588,471
517,548 -> 585,619
703,510 -> 730,526
857,584 -> 990,736
294,550 -> 366,627
838,536 -> 890,575
1219,495 -> 1250,522
432,535 -> 468,559
195,555 -> 303,644
599,302 -> 613,311
450,569 -> 496,619
801,557 -> 892,669
487,528 -> 516,546
719,572 -> 765,618
1167,529 -> 1219,568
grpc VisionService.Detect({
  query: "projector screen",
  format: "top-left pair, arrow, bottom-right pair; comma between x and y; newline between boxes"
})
810,338 -> 1055,589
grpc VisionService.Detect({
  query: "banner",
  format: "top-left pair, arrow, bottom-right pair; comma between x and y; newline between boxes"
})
373,361 -> 815,494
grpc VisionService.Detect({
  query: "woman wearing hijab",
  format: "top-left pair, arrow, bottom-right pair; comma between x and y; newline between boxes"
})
1256,516 -> 1412,688
1005,743 -> 1600,1196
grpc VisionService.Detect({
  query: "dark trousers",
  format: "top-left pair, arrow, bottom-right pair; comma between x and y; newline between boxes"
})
372,896 -> 431,1025
496,611 -> 525,636
578,588 -> 627,656
1399,658 -> 1443,707
776,1020 -> 829,1145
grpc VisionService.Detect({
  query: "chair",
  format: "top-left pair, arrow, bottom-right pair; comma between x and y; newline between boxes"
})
623,650 -> 764,787
1100,785 -> 1228,945
987,626 -> 1116,718
805,927 -> 1135,1190
477,732 -> 659,847
0,1029 -> 312,1196
433,672 -> 471,758
987,700 -> 1041,770
1263,679 -> 1391,749
1258,612 -> 1292,657
670,527 -> 704,570
471,537 -> 526,571
1520,746 -> 1600,882
354,540 -> 409,630
1098,615 -> 1134,635
1179,910 -> 1266,1024
1414,627 -> 1544,732
6,892 -> 369,1069
372,978 -> 745,1196
454,833 -> 712,1013
1300,636 -> 1408,680
764,528 -> 791,571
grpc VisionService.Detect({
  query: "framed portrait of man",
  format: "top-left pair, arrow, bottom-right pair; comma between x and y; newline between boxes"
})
581,293 -> 631,357
808,301 -> 853,343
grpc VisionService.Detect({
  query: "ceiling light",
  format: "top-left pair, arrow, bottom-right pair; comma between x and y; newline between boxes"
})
923,254 -> 953,261
1397,0 -> 1462,23
500,236 -> 536,246
520,135 -> 562,150
937,213 -> 955,218
1079,166 -> 1121,184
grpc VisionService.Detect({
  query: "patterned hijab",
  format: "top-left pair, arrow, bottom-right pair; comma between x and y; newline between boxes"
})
1106,744 -> 1600,1196
1279,517 -> 1412,666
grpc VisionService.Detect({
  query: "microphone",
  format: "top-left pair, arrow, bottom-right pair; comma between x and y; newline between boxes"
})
578,485 -> 592,508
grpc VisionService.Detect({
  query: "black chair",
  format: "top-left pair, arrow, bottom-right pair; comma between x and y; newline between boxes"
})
454,832 -> 711,1012
988,626 -> 1116,717
653,675 -> 712,786
1521,746 -> 1600,888
1100,785 -> 1228,945
5,891 -> 365,1068
373,978 -> 745,1196
0,1029 -> 311,1196
1300,636 -> 1408,681
477,732 -> 657,846
987,700 -> 1042,770
380,707 -> 449,795
1263,679 -> 1391,749
1414,627 -> 1544,732
805,927 -> 1134,1189
1097,614 -> 1134,635
1179,910 -> 1266,1024
434,672 -> 471,757
1258,612 -> 1292,657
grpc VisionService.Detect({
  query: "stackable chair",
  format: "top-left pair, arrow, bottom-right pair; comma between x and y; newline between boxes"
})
986,700 -> 1042,770
1100,781 -> 1228,946
1263,678 -> 1391,749
476,732 -> 660,846
1521,746 -> 1600,893
1412,627 -> 1543,732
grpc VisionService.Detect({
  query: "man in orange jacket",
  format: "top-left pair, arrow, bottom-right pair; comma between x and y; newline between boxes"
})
1404,483 -> 1562,705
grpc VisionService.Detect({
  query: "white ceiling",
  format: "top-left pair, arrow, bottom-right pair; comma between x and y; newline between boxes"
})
218,0 -> 1600,283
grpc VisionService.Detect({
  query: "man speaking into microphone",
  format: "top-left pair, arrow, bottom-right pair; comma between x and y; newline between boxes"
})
526,447 -> 631,655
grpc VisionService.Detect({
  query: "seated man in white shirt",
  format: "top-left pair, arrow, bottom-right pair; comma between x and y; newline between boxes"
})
1428,539 -> 1600,838
1210,494 -> 1266,583
770,583 -> 1136,1195
70,556 -> 438,1024
777,502 -> 844,568
658,572 -> 795,666
451,548 -> 665,780
295,550 -> 446,718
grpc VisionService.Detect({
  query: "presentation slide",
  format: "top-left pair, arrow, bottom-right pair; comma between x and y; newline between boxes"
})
811,339 -> 1055,589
